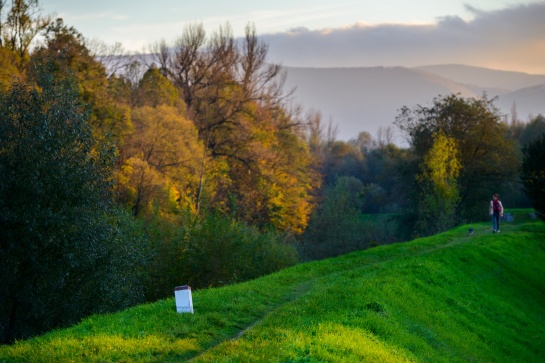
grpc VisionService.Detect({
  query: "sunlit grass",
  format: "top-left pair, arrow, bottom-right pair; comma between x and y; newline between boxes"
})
1,211 -> 544,362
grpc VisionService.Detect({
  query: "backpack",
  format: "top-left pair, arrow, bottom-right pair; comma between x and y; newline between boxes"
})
493,199 -> 501,213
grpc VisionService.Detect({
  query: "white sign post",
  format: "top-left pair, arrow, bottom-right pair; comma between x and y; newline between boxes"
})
174,285 -> 194,314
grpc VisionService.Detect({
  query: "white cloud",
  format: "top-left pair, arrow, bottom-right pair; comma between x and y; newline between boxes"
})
261,2 -> 545,74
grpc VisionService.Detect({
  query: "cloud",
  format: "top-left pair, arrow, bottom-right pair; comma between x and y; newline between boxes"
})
261,2 -> 545,74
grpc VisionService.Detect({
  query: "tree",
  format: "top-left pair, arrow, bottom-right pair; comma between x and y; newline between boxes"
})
521,133 -> 545,221
150,23 -> 318,231
519,115 -> 545,148
180,212 -> 298,289
395,94 -> 519,224
239,123 -> 319,233
0,65 -> 146,343
30,18 -> 132,145
415,130 -> 461,235
300,176 -> 366,259
117,105 -> 204,217
321,140 -> 365,186
0,45 -> 22,92
0,0 -> 6,43
0,0 -> 52,70
109,63 -> 180,110
137,65 -> 179,108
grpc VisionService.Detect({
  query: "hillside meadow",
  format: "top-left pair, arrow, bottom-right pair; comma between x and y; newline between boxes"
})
1,212 -> 544,362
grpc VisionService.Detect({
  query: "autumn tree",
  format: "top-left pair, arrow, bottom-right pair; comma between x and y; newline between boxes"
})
150,23 -> 318,232
0,0 -> 51,70
0,0 -> 50,85
117,105 -> 204,217
415,130 -> 461,235
225,116 -> 319,233
0,45 -> 21,92
395,94 -> 519,224
30,18 -> 132,144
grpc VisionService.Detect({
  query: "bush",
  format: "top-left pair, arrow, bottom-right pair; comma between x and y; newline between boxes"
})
140,213 -> 188,301
179,213 -> 298,289
130,207 -> 298,300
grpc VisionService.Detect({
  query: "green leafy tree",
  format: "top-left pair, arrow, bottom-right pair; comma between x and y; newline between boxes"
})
322,140 -> 365,186
137,65 -> 179,108
395,94 -> 519,224
521,133 -> 545,221
109,63 -> 180,110
363,143 -> 411,214
299,176 -> 367,260
519,115 -> 545,147
180,213 -> 298,289
0,65 -> 146,343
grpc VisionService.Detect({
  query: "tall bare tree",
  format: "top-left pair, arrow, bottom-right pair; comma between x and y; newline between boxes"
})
2,0 -> 52,69
148,23 -> 317,231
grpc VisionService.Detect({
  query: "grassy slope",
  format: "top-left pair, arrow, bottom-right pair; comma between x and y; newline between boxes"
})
1,215 -> 544,362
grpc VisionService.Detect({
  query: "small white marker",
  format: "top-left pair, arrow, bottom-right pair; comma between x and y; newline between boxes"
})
174,285 -> 194,314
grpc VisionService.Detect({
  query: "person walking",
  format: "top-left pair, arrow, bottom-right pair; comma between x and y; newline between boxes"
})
489,193 -> 504,233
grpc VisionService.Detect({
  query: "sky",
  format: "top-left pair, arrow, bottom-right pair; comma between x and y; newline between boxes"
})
39,0 -> 545,74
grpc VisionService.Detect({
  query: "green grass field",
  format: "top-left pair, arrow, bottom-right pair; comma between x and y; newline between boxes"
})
1,211 -> 544,362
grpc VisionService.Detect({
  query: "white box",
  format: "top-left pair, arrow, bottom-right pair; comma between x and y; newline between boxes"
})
174,285 -> 194,314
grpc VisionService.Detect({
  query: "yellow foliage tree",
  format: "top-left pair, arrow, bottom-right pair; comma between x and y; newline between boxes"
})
423,130 -> 461,198
261,131 -> 317,234
417,130 -> 461,235
212,107 -> 319,234
0,47 -> 22,92
117,105 -> 204,218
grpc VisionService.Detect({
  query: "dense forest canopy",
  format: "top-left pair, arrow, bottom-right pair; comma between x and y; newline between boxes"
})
1,0 -> 544,344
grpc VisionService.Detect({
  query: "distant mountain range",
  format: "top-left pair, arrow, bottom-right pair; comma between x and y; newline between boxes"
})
282,64 -> 545,141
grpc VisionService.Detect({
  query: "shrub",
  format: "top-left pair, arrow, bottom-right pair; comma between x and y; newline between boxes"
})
140,213 -> 188,301
179,213 -> 298,289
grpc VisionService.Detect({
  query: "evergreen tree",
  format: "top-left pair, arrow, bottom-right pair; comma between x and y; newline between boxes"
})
521,133 -> 545,221
0,64 -> 146,343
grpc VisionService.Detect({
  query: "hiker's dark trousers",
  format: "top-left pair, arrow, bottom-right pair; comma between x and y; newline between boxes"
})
492,212 -> 501,231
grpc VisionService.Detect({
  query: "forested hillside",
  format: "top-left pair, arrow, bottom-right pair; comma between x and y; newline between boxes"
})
283,64 -> 545,140
1,0 -> 545,345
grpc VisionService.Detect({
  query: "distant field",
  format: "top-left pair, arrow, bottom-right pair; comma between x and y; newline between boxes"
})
1,212 -> 544,362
